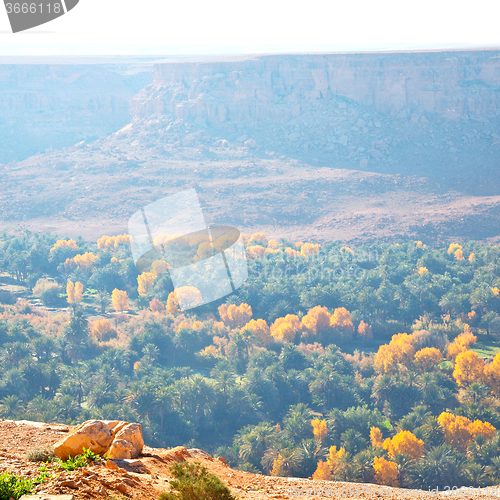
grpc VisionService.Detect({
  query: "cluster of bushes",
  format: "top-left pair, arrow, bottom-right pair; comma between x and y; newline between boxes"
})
1,232 -> 500,488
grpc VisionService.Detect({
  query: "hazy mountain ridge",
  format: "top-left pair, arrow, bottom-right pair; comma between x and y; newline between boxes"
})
1,50 -> 500,243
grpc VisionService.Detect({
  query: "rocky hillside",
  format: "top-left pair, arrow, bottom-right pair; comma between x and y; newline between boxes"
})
3,419 -> 496,500
1,50 -> 500,244
0,60 -> 153,164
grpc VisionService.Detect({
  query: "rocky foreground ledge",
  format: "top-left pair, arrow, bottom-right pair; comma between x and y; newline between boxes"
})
0,419 -> 497,500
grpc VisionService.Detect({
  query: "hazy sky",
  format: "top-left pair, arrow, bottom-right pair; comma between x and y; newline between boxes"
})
0,0 -> 499,55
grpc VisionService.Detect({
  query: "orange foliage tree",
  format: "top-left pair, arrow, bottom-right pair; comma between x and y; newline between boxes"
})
149,298 -> 165,313
65,252 -> 97,271
484,352 -> 500,396
66,281 -> 83,304
312,461 -> 333,481
358,320 -> 373,339
111,289 -> 129,312
383,430 -> 424,460
242,318 -> 273,347
246,245 -> 267,259
453,350 -> 485,387
373,457 -> 398,486
370,427 -> 384,448
219,303 -> 253,329
375,333 -> 415,373
97,233 -> 130,249
270,314 -> 302,343
438,412 -> 496,452
448,243 -> 462,254
301,243 -> 320,257
91,318 -> 117,341
311,418 -> 328,442
50,239 -> 78,253
174,286 -> 203,310
302,306 -> 332,335
447,329 -> 477,362
326,445 -> 346,476
249,232 -> 268,245
413,347 -> 443,372
330,307 -> 355,339
137,272 -> 155,297
66,281 -> 75,303
166,292 -> 180,314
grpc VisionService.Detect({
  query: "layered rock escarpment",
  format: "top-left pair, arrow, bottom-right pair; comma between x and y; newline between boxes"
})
0,62 -> 152,163
132,50 -> 500,125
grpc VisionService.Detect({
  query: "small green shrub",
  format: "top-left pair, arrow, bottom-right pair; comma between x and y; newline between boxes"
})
0,471 -> 34,500
159,461 -> 236,500
57,447 -> 102,471
25,447 -> 56,462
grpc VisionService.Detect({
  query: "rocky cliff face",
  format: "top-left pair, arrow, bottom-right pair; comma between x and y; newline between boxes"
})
0,63 -> 152,163
132,50 -> 500,125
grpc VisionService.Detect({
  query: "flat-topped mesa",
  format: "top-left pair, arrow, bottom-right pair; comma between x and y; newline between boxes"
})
131,50 -> 500,124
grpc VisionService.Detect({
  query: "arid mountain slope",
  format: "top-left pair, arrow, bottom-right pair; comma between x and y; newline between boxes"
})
1,50 -> 500,244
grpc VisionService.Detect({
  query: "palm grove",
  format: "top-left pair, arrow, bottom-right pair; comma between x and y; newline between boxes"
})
0,231 -> 500,489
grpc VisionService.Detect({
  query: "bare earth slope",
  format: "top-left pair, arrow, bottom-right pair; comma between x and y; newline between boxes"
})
1,420 -> 496,500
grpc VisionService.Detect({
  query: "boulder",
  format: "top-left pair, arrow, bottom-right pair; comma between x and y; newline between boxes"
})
53,420 -> 114,461
107,439 -> 135,459
102,420 -> 128,437
112,423 -> 144,458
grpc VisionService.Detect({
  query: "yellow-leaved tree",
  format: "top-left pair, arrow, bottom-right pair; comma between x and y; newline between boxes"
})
413,347 -> 443,372
484,352 -> 500,396
249,232 -> 268,245
373,456 -> 398,486
91,318 -> 117,341
242,318 -> 273,347
446,329 -> 477,362
438,412 -> 496,452
66,281 -> 75,304
218,303 -> 253,329
301,242 -> 320,257
448,243 -> 462,254
137,272 -> 155,296
326,445 -> 346,477
453,350 -> 485,387
330,307 -> 355,339
74,282 -> 83,302
166,291 -> 180,314
370,427 -> 384,448
301,306 -> 332,335
50,239 -> 78,253
358,320 -> 373,339
112,289 -> 129,312
66,280 -> 83,304
312,461 -> 332,481
383,430 -> 424,460
311,418 -> 328,442
375,333 -> 415,373
270,314 -> 302,343
175,286 -> 203,310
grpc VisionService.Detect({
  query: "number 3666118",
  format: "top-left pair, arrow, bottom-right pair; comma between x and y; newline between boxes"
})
5,3 -> 62,14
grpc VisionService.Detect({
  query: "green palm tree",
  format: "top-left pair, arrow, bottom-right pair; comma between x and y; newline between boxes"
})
464,382 -> 489,405
341,428 -> 367,455
485,456 -> 500,477
282,403 -> 321,444
0,395 -> 24,419
406,445 -> 465,489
